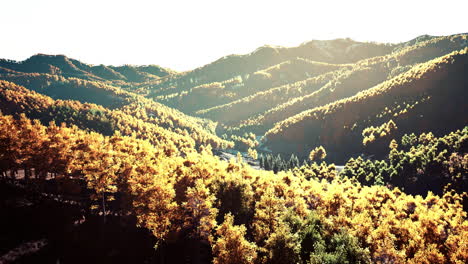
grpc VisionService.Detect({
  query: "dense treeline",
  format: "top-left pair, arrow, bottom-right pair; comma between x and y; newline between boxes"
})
1,112 -> 467,263
0,72 -> 134,109
265,47 -> 468,162
258,153 -> 301,173
0,66 -> 231,149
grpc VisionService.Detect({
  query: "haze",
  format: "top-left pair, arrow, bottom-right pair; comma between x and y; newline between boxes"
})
1,0 -> 466,71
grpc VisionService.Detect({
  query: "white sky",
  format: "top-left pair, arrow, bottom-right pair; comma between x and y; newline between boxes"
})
0,0 -> 466,71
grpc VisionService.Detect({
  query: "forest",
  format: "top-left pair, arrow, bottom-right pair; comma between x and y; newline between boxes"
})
0,33 -> 467,264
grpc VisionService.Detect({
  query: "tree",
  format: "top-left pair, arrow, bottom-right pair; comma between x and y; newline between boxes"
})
211,213 -> 257,264
248,148 -> 258,160
288,154 -> 300,170
182,179 -> 218,240
389,139 -> 398,150
309,146 -> 327,161
128,169 -> 177,246
259,154 -> 265,168
252,187 -> 285,244
262,223 -> 300,264
265,154 -> 273,171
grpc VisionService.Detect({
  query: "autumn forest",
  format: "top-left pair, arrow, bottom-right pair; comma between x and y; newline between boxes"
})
1,33 -> 467,264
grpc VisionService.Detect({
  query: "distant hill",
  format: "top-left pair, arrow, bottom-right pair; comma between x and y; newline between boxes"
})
0,54 -> 175,83
147,38 -> 395,100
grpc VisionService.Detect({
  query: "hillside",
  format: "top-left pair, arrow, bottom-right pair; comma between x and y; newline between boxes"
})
160,59 -> 348,114
147,39 -> 394,100
0,54 -> 175,82
264,47 -> 468,161
199,34 -> 468,134
0,80 -> 232,150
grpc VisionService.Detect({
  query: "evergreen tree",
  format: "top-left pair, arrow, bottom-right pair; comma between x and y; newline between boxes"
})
259,153 -> 265,169
265,154 -> 273,171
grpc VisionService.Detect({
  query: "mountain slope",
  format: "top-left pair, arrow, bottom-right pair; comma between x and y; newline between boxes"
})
203,34 -> 468,133
0,80 -> 232,150
264,47 -> 468,161
148,39 -> 395,99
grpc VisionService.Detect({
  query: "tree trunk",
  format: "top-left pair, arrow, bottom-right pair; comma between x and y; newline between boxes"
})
102,193 -> 107,224
25,167 -> 30,181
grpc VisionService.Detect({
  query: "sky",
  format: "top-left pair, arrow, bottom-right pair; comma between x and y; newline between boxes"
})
0,0 -> 467,71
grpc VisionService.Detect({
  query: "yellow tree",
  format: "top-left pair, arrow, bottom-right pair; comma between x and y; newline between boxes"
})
248,148 -> 258,160
0,114 -> 22,178
309,146 -> 327,162
38,122 -> 78,179
128,167 -> 177,246
262,222 -> 300,264
68,133 -> 119,222
6,114 -> 46,180
252,186 -> 285,244
182,179 -> 218,240
212,213 -> 257,264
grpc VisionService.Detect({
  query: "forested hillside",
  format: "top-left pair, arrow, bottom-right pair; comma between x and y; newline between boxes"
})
147,39 -> 394,100
264,47 -> 468,161
0,80 -> 232,149
200,34 -> 468,136
1,33 -> 467,264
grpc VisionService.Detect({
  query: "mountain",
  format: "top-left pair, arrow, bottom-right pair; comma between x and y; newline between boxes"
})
147,38 -> 394,100
0,54 -> 175,82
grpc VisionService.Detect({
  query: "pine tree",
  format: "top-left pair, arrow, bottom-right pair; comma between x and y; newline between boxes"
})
259,153 -> 265,169
265,154 -> 273,171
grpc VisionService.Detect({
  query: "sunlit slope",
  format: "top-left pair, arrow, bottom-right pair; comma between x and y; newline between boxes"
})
218,34 -> 468,135
159,59 -> 348,114
0,72 -> 136,109
0,55 -> 231,149
0,80 -> 232,149
0,55 -> 176,107
148,39 -> 394,99
264,48 -> 468,161
199,65 -> 385,125
149,34 -> 459,116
